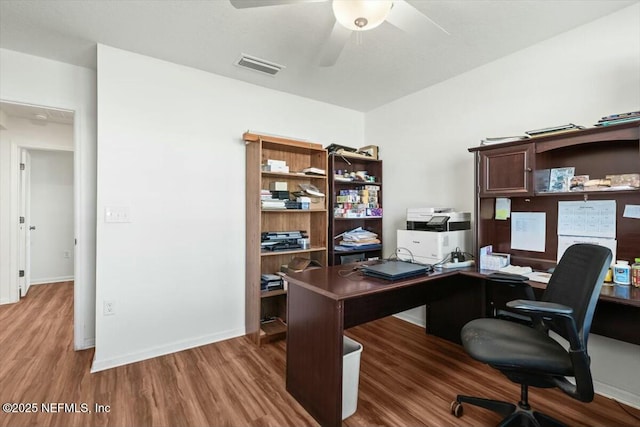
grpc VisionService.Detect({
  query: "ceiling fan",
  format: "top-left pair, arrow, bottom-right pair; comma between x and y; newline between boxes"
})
229,0 -> 449,66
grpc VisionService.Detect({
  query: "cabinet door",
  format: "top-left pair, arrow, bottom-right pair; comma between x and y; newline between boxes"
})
479,144 -> 534,197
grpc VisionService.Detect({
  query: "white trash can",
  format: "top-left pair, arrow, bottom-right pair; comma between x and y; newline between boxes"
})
342,336 -> 363,420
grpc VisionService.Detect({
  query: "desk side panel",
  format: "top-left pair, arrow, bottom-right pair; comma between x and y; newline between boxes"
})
426,275 -> 486,344
287,283 -> 343,427
592,300 -> 640,345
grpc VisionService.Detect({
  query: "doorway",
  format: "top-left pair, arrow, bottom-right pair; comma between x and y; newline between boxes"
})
23,149 -> 75,290
0,102 -> 75,302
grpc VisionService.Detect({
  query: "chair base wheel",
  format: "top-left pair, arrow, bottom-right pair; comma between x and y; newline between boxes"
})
450,400 -> 463,417
451,394 -> 567,427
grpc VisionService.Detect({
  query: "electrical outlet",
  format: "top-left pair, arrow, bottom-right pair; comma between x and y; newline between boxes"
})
103,300 -> 115,316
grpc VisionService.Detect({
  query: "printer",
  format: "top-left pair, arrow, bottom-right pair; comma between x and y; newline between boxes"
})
398,207 -> 472,265
406,207 -> 471,232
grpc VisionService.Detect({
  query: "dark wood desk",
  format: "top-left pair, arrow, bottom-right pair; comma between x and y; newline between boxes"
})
285,265 -> 640,427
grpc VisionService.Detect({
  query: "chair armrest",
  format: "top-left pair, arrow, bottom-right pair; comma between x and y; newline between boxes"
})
506,299 -> 582,350
506,299 -> 573,315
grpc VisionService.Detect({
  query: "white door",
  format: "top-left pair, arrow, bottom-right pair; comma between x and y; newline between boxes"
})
18,148 -> 32,297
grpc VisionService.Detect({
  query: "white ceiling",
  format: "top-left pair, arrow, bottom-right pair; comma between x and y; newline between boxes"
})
0,101 -> 75,125
0,0 -> 637,112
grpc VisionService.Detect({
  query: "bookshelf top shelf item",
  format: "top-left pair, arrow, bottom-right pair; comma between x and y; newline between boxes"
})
244,132 -> 325,154
468,121 -> 639,153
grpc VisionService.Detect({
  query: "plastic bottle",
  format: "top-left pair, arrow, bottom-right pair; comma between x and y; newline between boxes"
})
632,258 -> 640,288
613,260 -> 631,285
604,267 -> 613,284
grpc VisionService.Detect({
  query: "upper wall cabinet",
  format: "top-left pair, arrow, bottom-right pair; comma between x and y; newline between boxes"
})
477,144 -> 534,197
471,123 -> 640,199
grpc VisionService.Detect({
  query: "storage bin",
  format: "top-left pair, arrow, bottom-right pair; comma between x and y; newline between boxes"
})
342,336 -> 363,419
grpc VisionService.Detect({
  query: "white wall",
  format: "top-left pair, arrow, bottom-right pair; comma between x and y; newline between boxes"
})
0,127 -> 13,303
0,48 -> 97,349
30,150 -> 74,284
92,45 -> 363,371
365,4 -> 640,407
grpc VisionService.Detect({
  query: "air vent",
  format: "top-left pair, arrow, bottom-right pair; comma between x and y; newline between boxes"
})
235,54 -> 284,76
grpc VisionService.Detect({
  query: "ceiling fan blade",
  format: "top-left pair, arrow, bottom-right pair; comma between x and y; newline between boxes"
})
318,21 -> 352,67
229,0 -> 326,9
386,0 -> 450,35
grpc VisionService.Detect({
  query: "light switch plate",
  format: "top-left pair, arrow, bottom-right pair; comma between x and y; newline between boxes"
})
105,206 -> 131,223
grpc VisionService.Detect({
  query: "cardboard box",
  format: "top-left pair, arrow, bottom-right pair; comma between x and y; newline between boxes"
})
284,257 -> 323,273
270,181 -> 288,191
309,196 -> 325,210
606,173 -> 640,188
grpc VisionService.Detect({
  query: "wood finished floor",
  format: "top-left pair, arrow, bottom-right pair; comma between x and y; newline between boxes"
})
1,282 -> 639,427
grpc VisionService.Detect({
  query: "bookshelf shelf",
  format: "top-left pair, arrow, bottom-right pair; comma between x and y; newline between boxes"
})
261,289 -> 287,298
535,188 -> 639,197
259,318 -> 287,343
261,209 -> 327,213
261,171 -> 327,179
260,247 -> 327,257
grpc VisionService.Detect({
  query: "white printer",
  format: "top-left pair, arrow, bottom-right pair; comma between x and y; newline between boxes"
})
398,207 -> 472,265
406,207 -> 471,232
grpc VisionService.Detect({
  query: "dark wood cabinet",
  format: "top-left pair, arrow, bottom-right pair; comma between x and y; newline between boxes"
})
478,143 -> 534,197
470,122 -> 640,272
328,153 -> 383,265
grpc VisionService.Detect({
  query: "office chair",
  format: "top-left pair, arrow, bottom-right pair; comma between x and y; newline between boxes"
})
451,244 -> 612,427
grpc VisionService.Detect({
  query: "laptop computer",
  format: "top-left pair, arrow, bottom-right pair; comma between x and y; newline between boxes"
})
361,260 -> 429,281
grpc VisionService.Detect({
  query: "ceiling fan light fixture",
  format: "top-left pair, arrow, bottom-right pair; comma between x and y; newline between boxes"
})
332,0 -> 393,31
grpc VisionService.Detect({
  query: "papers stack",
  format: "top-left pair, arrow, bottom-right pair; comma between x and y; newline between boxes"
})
596,111 -> 640,127
525,123 -> 584,137
335,227 -> 381,252
261,189 -> 286,209
480,135 -> 530,145
302,167 -> 326,176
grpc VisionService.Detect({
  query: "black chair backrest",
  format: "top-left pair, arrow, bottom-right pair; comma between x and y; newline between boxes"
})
541,244 -> 612,345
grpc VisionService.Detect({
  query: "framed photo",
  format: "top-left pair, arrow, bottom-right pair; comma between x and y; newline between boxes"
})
549,167 -> 575,192
534,169 -> 551,193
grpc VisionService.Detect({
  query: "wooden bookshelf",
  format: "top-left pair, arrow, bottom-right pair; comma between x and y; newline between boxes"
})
328,153 -> 383,265
244,132 -> 328,345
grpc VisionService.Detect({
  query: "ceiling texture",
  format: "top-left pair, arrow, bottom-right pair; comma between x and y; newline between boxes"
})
0,0 -> 637,112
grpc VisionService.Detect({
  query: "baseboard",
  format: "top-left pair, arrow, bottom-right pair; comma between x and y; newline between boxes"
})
90,327 -> 245,373
594,380 -> 640,410
75,338 -> 95,351
30,276 -> 74,285
393,312 -> 426,328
